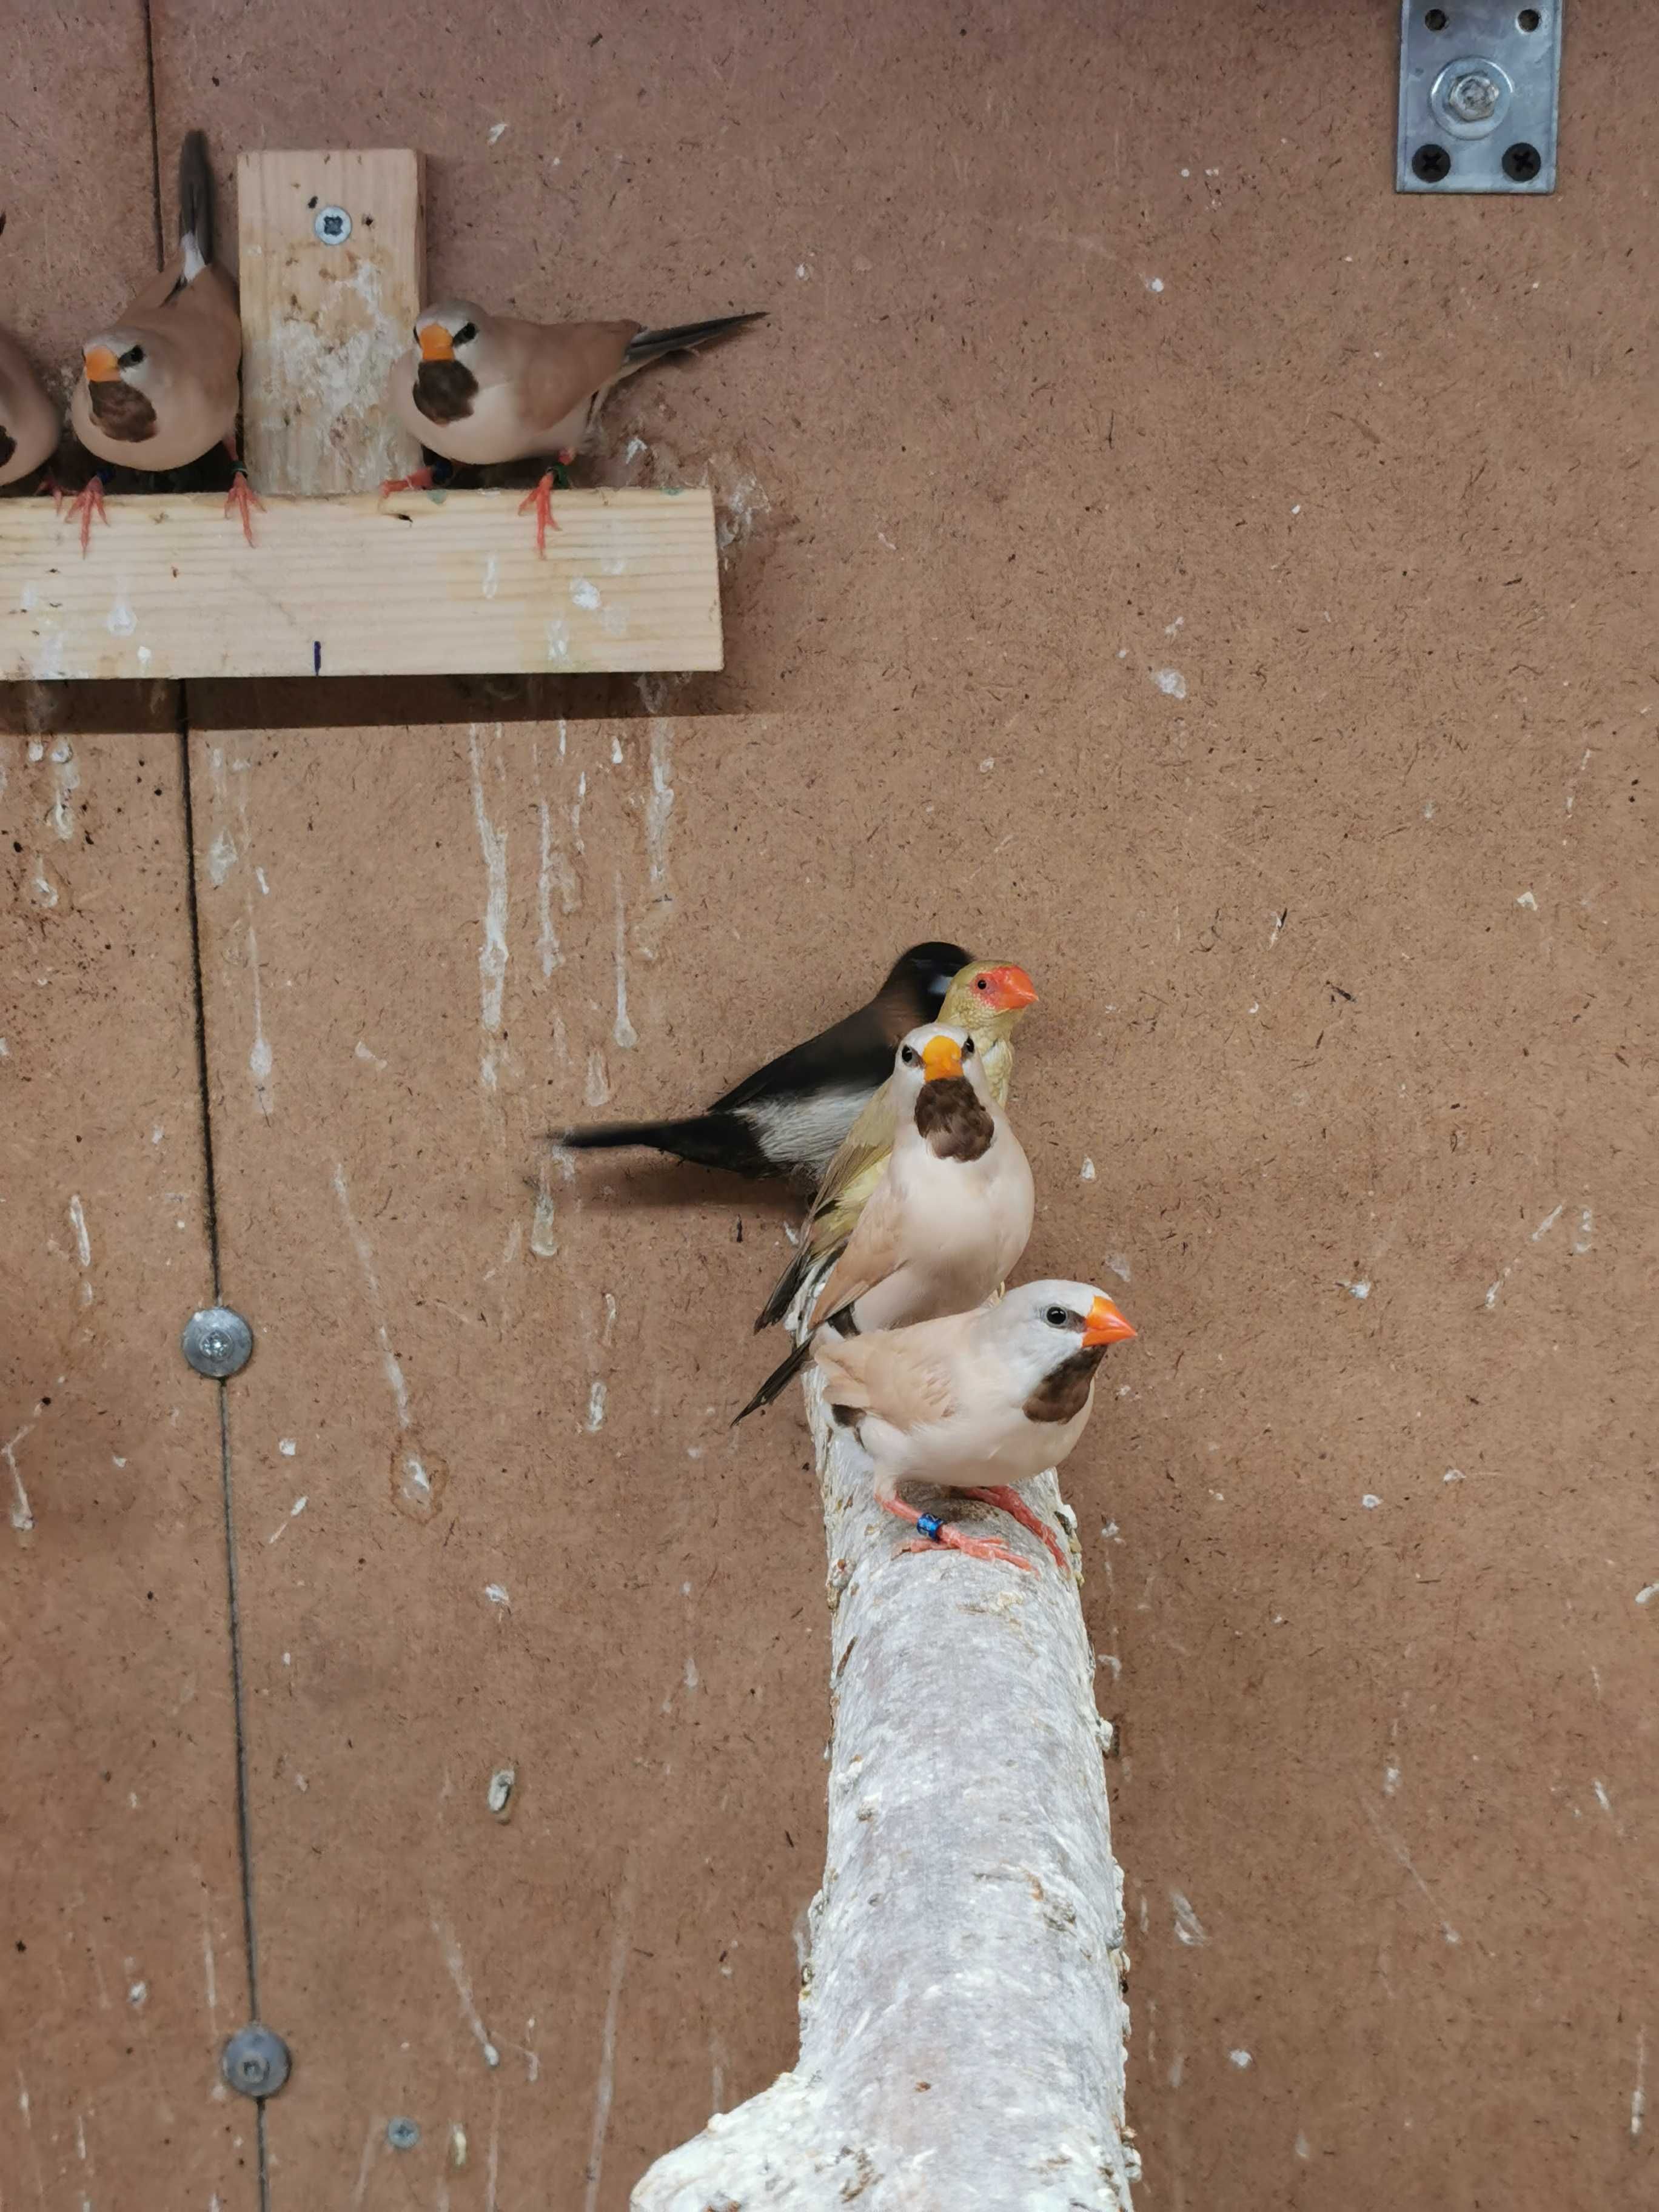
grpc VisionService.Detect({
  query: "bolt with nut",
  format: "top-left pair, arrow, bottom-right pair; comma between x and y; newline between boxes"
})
1446,70 -> 1503,122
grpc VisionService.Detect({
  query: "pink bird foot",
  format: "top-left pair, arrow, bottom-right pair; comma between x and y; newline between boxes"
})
224,468 -> 265,547
64,476 -> 109,555
960,1486 -> 1070,1574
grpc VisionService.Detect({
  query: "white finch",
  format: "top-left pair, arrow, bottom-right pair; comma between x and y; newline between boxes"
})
552,942 -> 968,1185
754,959 -> 1038,1330
814,1281 -> 1138,1572
68,133 -> 257,551
735,1022 -> 1035,1420
384,301 -> 763,550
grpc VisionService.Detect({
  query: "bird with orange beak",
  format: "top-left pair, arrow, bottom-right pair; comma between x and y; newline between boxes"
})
735,1022 -> 1036,1421
384,300 -> 763,551
67,132 -> 256,552
815,1280 -> 1138,1572
755,958 -> 1040,1332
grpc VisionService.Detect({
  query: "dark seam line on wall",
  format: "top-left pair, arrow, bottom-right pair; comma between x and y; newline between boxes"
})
178,690 -> 270,2211
139,0 -> 164,267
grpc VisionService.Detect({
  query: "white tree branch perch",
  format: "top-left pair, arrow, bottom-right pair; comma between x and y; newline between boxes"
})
634,1370 -> 1137,2210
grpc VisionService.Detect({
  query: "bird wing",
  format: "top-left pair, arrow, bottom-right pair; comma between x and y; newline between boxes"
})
806,1076 -> 898,1223
517,320 -> 641,435
816,1320 -> 962,1426
807,1166 -> 907,1326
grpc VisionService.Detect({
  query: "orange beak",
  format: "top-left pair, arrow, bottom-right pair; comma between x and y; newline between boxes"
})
920,1034 -> 964,1081
418,324 -> 455,362
84,346 -> 120,383
980,963 -> 1039,1011
1082,1293 -> 1137,1347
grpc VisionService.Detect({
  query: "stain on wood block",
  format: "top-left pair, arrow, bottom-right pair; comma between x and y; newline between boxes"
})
0,489 -> 722,678
237,149 -> 426,496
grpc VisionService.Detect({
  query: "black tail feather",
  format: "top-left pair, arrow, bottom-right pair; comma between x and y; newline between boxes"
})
551,1112 -> 777,1179
178,131 -> 212,264
732,1336 -> 813,1424
623,312 -> 765,369
754,1231 -> 851,1333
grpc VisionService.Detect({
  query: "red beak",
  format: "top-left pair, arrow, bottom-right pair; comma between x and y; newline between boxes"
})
980,963 -> 1039,1011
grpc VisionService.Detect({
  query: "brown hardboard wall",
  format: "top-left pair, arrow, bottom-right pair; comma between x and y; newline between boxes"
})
4,4 -> 1656,2208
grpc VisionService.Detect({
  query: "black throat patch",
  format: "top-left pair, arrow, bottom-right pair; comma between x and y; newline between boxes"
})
1023,1344 -> 1106,1424
88,380 -> 157,444
0,427 -> 15,470
913,1075 -> 994,1162
414,360 -> 479,425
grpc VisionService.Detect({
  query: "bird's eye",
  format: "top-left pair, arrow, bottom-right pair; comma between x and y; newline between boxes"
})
975,976 -> 988,990
453,321 -> 478,347
901,1045 -> 919,1065
1045,1305 -> 1071,1327
119,344 -> 144,369
962,1036 -> 976,1057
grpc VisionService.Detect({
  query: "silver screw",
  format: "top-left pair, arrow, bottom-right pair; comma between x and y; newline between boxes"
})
221,2023 -> 291,2100
182,1305 -> 254,1379
387,2117 -> 421,2152
313,204 -> 353,245
1446,70 -> 1502,122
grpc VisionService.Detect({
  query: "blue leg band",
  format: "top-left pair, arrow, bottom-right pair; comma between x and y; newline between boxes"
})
915,1513 -> 943,1541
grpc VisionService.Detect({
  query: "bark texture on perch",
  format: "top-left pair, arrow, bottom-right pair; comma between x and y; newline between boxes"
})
634,1370 -> 1136,2210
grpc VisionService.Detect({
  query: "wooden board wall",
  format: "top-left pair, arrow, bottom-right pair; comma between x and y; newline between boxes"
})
4,4 -> 1655,2208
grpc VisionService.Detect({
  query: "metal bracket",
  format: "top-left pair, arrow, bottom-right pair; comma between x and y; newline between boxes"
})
1398,2 -> 1563,195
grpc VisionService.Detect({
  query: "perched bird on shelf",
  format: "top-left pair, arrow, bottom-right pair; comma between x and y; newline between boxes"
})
383,302 -> 764,551
0,219 -> 60,490
734,1022 -> 1035,1421
815,1281 -> 1138,1572
68,132 -> 260,552
552,942 -> 970,1185
754,959 -> 1038,1332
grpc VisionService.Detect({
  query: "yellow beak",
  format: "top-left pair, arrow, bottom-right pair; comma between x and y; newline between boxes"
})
418,324 -> 455,362
1082,1294 -> 1137,1347
84,346 -> 120,383
920,1034 -> 964,1082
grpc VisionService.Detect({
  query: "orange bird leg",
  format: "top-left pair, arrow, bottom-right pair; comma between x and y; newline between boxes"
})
223,468 -> 265,548
518,471 -> 559,555
64,475 -> 109,555
879,1487 -> 1035,1572
960,1486 -> 1069,1574
379,466 -> 441,499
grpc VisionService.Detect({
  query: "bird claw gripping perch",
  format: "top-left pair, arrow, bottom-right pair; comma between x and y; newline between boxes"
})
65,475 -> 110,556
223,465 -> 264,547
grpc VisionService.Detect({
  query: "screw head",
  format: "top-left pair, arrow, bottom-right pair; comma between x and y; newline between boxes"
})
1503,141 -> 1543,181
387,2117 -> 421,2151
221,2023 -> 291,2100
313,204 -> 352,245
1412,144 -> 1453,183
1446,70 -> 1502,122
182,1305 -> 254,1379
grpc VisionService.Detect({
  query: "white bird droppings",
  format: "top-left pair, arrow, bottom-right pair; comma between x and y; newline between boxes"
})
488,121 -> 509,144
585,1381 -> 608,1432
1079,1157 -> 1096,1181
1229,2049 -> 1252,2069
1362,1494 -> 1381,1510
1516,890 -> 1538,910
279,1438 -> 297,1457
1171,1892 -> 1208,1946
571,578 -> 602,611
1635,1583 -> 1659,1607
1145,276 -> 1165,293
1345,1279 -> 1372,1300
1153,668 -> 1187,699
484,1584 -> 511,1609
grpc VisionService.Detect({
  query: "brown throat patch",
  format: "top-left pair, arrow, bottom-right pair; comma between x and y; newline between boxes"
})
913,1075 -> 994,1162
87,379 -> 157,444
1022,1344 -> 1106,1424
414,360 -> 479,425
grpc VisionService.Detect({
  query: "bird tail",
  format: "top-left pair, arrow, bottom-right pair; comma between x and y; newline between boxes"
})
734,1305 -> 856,1424
622,312 -> 765,372
178,130 -> 212,278
732,1336 -> 814,1424
551,1113 -> 775,1178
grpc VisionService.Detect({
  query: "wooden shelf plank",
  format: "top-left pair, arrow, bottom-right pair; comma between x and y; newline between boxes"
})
237,149 -> 426,496
0,488 -> 722,678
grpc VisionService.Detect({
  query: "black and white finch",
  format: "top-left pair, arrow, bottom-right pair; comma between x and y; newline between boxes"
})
551,942 -> 971,1185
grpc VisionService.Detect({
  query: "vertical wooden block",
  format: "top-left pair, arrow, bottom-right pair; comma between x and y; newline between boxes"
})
236,149 -> 425,496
